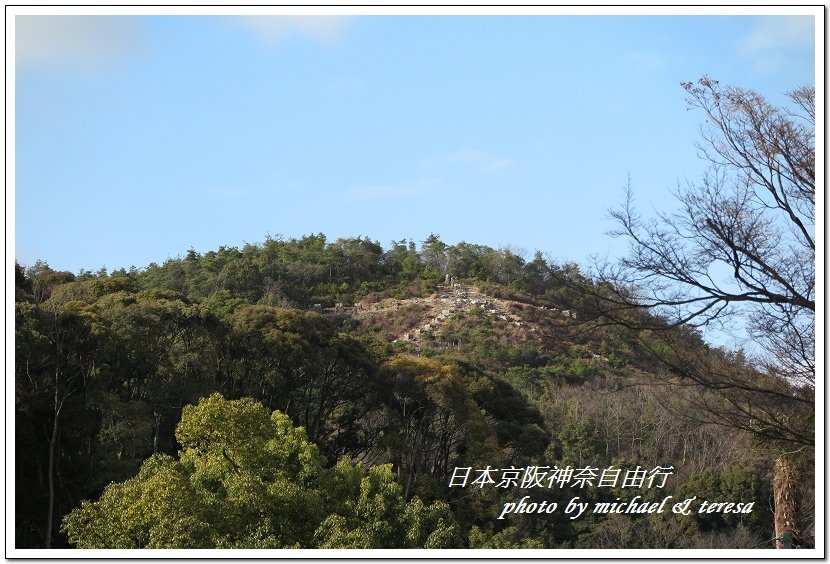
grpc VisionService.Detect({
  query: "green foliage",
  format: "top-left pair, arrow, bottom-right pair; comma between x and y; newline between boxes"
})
380,355 -> 504,484
17,233 -> 792,549
675,463 -> 770,532
556,418 -> 600,466
465,368 -> 549,461
228,306 -> 385,458
469,525 -> 545,549
62,394 -> 460,549
501,365 -> 555,403
543,351 -> 601,384
315,464 -> 460,548
25,260 -> 76,303
61,454 -> 214,548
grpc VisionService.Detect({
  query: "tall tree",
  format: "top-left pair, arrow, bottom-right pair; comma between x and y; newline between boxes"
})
229,306 -> 387,460
589,77 -> 814,547
16,300 -> 97,547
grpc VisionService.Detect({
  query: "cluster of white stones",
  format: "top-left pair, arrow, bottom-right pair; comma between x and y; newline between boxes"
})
334,282 -> 579,346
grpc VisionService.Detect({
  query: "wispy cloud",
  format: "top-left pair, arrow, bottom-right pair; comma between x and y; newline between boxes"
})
737,16 -> 814,73
739,16 -> 814,54
16,16 -> 145,69
233,16 -> 352,46
422,149 -> 514,174
346,178 -> 440,201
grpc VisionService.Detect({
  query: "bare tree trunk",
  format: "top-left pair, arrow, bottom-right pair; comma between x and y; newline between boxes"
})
404,455 -> 415,501
45,371 -> 62,549
45,418 -> 58,548
153,410 -> 161,453
773,455 -> 799,548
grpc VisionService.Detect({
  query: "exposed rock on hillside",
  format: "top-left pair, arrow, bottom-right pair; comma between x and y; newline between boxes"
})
337,282 -> 585,359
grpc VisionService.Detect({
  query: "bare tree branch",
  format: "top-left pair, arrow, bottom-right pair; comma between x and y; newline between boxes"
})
563,77 -> 814,450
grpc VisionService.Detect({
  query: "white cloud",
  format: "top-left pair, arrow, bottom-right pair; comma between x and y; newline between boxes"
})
234,16 -> 351,46
737,16 -> 815,74
16,16 -> 145,69
739,16 -> 814,55
422,149 -> 514,174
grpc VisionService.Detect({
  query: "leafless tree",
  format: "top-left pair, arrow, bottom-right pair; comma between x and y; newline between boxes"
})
602,77 -> 814,386
582,77 -> 814,547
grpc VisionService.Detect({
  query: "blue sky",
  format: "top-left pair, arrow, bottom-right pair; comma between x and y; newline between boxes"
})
13,9 -> 818,275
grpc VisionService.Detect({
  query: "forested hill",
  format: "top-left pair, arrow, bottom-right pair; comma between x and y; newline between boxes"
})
15,234 -> 808,549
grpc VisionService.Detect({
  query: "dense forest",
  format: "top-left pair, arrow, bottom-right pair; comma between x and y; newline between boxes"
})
14,231 -> 814,549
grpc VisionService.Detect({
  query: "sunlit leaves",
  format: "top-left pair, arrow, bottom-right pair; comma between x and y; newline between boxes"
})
62,394 -> 459,548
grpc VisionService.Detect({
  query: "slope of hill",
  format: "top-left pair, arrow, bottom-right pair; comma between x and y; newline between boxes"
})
15,235 -> 807,550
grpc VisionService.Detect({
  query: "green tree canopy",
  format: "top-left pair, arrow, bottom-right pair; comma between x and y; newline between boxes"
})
62,393 -> 460,549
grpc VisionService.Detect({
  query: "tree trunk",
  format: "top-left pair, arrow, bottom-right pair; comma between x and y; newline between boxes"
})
45,417 -> 58,548
773,455 -> 799,548
45,373 -> 61,549
153,410 -> 161,453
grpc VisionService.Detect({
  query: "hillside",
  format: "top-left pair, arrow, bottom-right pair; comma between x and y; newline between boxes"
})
351,280 -> 567,348
14,234 -> 811,549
